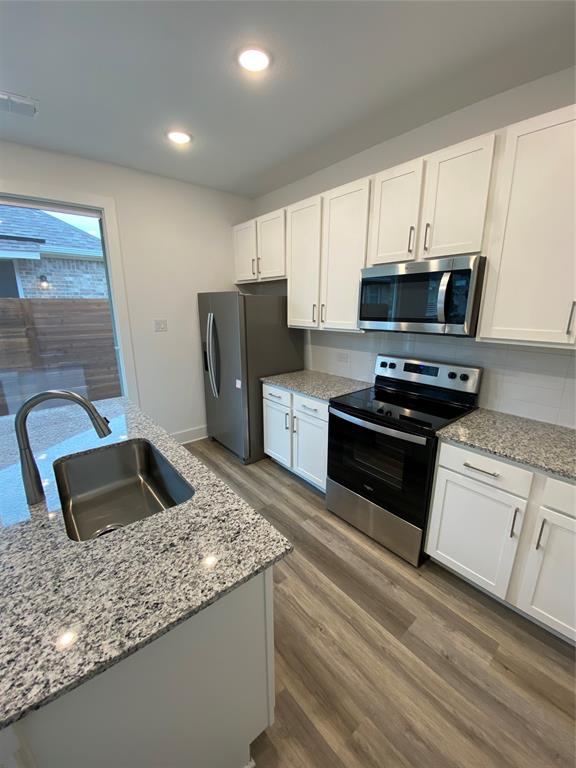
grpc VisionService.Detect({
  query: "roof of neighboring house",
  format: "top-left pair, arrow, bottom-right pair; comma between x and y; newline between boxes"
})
0,205 -> 103,259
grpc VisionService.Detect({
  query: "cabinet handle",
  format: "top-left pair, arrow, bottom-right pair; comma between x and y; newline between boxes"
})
251,258 -> 256,276
292,415 -> 297,433
284,412 -> 290,430
566,301 -> 576,335
423,223 -> 431,252
321,303 -> 326,323
463,461 -> 500,478
407,225 -> 415,254
509,507 -> 520,538
268,391 -> 282,399
535,519 -> 546,550
301,403 -> 318,412
312,303 -> 317,322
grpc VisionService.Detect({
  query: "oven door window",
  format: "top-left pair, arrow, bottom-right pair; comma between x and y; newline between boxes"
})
328,410 -> 432,528
359,271 -> 443,324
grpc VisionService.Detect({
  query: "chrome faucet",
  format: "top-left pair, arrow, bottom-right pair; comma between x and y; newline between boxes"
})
15,390 -> 112,505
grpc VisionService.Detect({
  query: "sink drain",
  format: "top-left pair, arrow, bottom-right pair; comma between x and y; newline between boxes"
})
91,523 -> 123,538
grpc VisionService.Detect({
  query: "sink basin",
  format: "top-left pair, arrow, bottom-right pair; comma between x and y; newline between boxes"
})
54,438 -> 195,541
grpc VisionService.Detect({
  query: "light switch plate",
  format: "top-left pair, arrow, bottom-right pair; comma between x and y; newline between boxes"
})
154,319 -> 168,333
235,379 -> 242,389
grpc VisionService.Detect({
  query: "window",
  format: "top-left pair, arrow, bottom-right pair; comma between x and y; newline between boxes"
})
0,199 -> 122,415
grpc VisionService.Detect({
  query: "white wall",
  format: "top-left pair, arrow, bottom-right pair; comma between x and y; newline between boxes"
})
0,141 -> 252,440
306,331 -> 575,429
255,67 -> 576,213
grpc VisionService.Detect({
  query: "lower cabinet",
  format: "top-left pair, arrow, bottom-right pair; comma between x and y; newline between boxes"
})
262,398 -> 291,468
426,442 -> 576,641
517,506 -> 576,641
263,387 -> 328,491
427,467 -> 525,598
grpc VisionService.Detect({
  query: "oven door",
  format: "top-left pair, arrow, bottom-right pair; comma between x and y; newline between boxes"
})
358,254 -> 484,336
327,406 -> 435,529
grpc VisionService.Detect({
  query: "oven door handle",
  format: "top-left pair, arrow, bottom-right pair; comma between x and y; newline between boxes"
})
329,408 -> 427,445
436,271 -> 451,324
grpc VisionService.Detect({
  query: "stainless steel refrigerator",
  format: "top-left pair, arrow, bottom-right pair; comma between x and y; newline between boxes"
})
198,292 -> 303,463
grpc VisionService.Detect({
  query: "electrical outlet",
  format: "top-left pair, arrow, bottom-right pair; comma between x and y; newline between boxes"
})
154,319 -> 168,333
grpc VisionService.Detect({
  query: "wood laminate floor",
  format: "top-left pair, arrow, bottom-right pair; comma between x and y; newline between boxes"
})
187,439 -> 575,768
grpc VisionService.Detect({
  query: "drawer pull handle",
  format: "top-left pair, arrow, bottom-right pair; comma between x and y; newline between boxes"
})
509,507 -> 520,538
284,412 -> 289,430
301,404 -> 318,412
268,392 -> 282,399
292,415 -> 297,433
463,461 -> 500,478
535,519 -> 546,550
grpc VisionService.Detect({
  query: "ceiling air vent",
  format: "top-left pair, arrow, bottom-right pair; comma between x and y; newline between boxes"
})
0,90 -> 39,117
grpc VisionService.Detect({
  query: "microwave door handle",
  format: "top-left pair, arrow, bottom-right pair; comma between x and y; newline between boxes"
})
329,408 -> 427,445
437,271 -> 451,324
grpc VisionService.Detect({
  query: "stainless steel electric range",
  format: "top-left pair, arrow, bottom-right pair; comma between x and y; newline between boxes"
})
326,355 -> 482,566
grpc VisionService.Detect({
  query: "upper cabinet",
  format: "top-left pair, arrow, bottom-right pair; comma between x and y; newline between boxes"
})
320,178 -> 370,331
234,209 -> 286,283
367,159 -> 424,265
286,196 -> 322,328
479,105 -> 576,347
419,134 -> 495,259
233,220 -> 257,282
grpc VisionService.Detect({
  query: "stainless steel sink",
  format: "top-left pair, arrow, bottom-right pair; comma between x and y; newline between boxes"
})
54,439 -> 195,541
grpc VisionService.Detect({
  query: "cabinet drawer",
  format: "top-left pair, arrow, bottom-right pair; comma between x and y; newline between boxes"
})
438,442 -> 533,498
293,393 -> 328,422
263,384 -> 291,407
542,477 -> 576,518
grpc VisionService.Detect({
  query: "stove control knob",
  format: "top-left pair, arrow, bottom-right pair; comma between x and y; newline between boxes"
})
380,361 -> 388,368
448,371 -> 457,380
388,362 -> 397,369
460,373 -> 470,382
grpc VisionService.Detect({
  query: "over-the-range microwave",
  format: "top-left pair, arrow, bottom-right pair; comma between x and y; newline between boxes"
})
358,254 -> 486,337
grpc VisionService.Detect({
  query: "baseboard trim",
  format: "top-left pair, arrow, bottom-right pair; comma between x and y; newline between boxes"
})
171,425 -> 207,444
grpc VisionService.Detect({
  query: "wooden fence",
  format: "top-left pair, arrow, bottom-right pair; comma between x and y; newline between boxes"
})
0,298 -> 122,413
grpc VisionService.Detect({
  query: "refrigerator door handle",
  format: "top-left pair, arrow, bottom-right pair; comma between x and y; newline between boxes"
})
206,312 -> 219,398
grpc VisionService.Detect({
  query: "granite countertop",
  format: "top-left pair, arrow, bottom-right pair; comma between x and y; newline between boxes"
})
0,398 -> 291,730
261,369 -> 370,401
439,408 -> 576,482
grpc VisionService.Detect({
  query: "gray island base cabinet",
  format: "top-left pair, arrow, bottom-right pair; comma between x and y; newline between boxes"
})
2,570 -> 274,768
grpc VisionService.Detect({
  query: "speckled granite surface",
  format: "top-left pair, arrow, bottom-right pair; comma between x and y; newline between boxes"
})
0,398 -> 291,730
439,408 -> 576,482
261,369 -> 369,401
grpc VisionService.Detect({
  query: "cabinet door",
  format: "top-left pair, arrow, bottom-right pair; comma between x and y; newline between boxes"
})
320,178 -> 370,331
367,159 -> 424,265
257,209 -> 285,280
479,106 -> 576,346
419,134 -> 495,259
291,411 -> 328,490
263,398 -> 291,468
233,220 -> 257,283
426,467 -> 525,598
517,507 -> 576,640
286,196 -> 322,328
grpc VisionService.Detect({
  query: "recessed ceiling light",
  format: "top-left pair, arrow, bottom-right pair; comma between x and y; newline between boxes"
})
167,130 -> 192,145
238,48 -> 270,72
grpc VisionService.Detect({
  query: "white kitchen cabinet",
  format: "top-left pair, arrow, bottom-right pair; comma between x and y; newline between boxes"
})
233,220 -> 257,282
479,105 -> 576,346
262,397 -> 291,468
286,196 -> 322,328
263,387 -> 328,490
256,209 -> 286,280
291,410 -> 328,490
367,159 -> 424,265
517,506 -> 576,641
419,134 -> 495,259
320,178 -> 370,331
427,466 -> 525,598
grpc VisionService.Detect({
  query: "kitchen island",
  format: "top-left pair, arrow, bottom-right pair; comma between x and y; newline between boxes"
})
0,397 -> 291,768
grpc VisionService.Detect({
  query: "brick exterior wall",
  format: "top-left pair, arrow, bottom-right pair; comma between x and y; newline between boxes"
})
14,256 -> 109,299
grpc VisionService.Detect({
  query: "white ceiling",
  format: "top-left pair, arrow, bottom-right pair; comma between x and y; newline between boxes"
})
0,1 -> 574,198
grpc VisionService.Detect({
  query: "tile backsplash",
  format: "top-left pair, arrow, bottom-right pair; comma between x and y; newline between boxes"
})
305,331 -> 576,429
